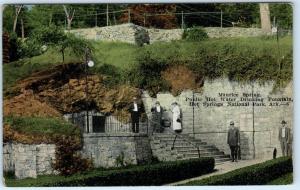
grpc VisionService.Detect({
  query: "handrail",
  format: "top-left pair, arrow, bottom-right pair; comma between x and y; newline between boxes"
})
147,117 -> 201,158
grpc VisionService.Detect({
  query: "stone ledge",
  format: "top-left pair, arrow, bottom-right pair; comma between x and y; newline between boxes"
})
83,133 -> 149,138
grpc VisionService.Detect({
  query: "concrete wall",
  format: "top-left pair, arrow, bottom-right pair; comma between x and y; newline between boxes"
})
68,24 -> 271,45
142,78 -> 293,160
3,143 -> 56,179
81,133 -> 152,168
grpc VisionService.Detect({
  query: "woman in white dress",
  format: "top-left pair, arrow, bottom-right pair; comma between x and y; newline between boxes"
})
171,101 -> 182,133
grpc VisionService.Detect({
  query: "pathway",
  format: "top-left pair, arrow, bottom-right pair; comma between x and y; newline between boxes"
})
167,158 -> 270,185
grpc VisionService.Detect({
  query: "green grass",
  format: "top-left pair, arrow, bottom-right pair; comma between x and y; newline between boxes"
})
267,172 -> 293,185
4,116 -> 80,137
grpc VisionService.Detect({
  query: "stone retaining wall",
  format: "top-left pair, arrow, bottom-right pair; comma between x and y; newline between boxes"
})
142,78 -> 293,160
69,23 -> 271,45
81,133 -> 152,168
3,143 -> 56,179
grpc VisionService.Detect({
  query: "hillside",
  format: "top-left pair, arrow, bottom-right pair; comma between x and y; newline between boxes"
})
3,36 -> 293,118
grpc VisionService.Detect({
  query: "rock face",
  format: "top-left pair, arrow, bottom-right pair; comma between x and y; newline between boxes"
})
68,23 -> 272,45
4,63 -> 141,117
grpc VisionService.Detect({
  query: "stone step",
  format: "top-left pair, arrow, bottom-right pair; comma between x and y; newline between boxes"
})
183,152 -> 230,158
178,157 -> 231,163
177,149 -> 221,154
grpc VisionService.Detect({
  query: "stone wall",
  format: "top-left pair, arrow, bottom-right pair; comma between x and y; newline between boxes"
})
69,23 -> 149,45
69,23 -> 271,45
81,133 -> 152,168
142,78 -> 293,160
3,143 -> 56,179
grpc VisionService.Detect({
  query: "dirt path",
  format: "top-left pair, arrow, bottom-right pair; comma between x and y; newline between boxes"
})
167,158 -> 270,186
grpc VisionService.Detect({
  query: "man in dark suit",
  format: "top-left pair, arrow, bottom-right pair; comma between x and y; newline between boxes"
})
151,101 -> 164,133
227,121 -> 240,162
129,97 -> 144,133
278,120 -> 291,156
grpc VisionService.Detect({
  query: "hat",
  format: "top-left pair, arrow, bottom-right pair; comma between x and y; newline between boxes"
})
172,101 -> 177,105
133,97 -> 137,100
155,101 -> 160,104
281,120 -> 287,124
230,121 -> 234,125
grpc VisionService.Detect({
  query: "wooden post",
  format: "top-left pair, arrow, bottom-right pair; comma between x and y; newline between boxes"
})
128,9 -> 131,23
95,11 -> 97,27
106,4 -> 109,26
181,11 -> 184,29
221,10 -> 223,28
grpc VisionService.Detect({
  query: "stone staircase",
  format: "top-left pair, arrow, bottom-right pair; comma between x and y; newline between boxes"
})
150,131 -> 231,164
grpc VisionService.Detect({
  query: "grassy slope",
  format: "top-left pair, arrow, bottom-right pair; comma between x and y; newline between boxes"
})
3,36 -> 292,90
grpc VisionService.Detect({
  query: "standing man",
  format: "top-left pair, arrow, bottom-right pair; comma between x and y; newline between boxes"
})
227,121 -> 240,162
151,101 -> 164,133
129,97 -> 143,133
278,120 -> 290,156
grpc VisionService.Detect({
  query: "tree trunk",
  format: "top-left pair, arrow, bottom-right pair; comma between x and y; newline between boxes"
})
63,5 -> 75,30
61,50 -> 65,63
21,18 -> 25,40
13,5 -> 23,33
259,3 -> 272,33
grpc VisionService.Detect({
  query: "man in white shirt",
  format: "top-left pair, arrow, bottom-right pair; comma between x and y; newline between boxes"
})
278,120 -> 290,156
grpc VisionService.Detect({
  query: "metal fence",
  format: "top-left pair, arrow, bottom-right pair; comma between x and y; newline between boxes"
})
64,111 -> 149,134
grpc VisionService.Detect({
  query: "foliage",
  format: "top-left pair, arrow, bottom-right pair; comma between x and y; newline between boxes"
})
183,157 -> 293,185
32,25 -> 92,62
129,51 -> 171,96
53,136 -> 93,176
269,3 -> 293,29
119,4 -> 178,28
182,27 -> 208,41
115,151 -> 126,167
4,158 -> 214,186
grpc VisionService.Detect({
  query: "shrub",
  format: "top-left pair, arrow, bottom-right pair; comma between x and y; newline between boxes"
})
130,51 -> 171,96
7,158 -> 214,186
182,27 -> 209,41
184,157 -> 293,185
53,136 -> 93,176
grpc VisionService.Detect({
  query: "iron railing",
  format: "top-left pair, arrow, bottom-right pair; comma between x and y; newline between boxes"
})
64,112 -> 148,134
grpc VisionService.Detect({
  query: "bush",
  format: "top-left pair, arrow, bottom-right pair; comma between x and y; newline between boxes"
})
7,158 -> 214,186
53,136 -> 93,176
184,157 -> 293,185
182,27 -> 209,41
130,51 -> 171,96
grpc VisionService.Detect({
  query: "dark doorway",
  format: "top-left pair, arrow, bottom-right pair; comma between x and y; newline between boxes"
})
92,116 -> 106,133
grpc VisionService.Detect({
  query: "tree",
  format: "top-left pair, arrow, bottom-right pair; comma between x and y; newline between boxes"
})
13,5 -> 24,33
259,3 -> 271,32
33,25 -> 92,62
63,5 -> 76,30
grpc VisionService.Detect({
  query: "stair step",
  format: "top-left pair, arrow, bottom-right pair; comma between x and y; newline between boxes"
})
184,153 -> 229,158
